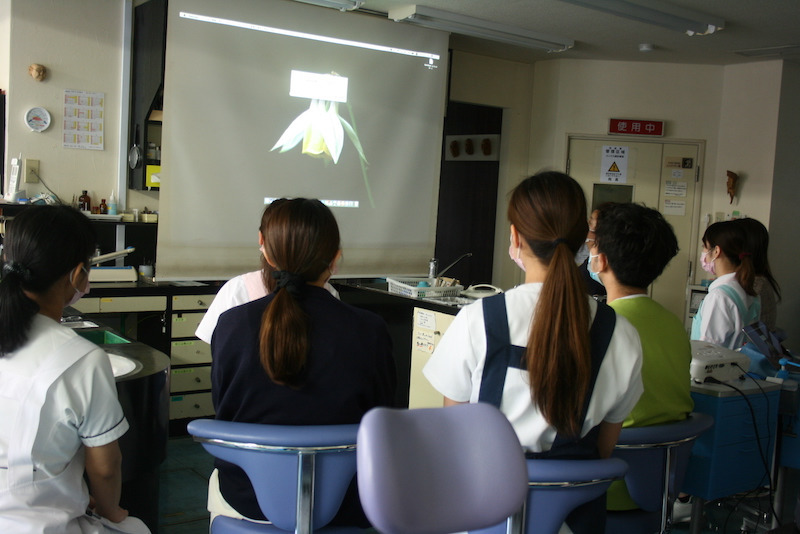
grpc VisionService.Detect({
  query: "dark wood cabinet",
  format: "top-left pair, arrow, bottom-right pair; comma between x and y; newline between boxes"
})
129,0 -> 167,190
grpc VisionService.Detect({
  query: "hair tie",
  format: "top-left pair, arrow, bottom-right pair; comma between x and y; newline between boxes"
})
739,252 -> 752,260
272,270 -> 305,299
552,238 -> 567,247
1,261 -> 31,283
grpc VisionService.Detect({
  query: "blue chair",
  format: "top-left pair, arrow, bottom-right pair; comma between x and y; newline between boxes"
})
356,403 -> 529,534
471,457 -> 629,534
606,412 -> 715,534
187,419 -> 362,534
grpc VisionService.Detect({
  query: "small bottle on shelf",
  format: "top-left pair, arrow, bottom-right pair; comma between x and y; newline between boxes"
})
78,190 -> 91,212
99,199 -> 108,214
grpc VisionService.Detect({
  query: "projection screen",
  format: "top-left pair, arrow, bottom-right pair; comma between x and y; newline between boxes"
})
157,0 -> 449,280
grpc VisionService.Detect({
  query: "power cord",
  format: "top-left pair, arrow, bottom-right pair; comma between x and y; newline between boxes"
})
705,373 -> 780,529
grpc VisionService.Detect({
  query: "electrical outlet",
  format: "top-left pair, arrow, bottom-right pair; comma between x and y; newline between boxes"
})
23,159 -> 40,183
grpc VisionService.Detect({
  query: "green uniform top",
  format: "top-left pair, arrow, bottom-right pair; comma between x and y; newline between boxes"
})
607,295 -> 693,511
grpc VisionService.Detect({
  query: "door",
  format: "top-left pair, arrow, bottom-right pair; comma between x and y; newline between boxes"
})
567,137 -> 701,320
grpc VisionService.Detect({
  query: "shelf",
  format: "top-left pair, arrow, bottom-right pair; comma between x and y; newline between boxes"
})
148,109 -> 163,122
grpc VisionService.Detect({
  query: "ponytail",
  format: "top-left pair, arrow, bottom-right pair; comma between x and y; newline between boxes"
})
0,262 -> 40,355
259,275 -> 309,387
509,172 -> 591,437
528,241 -> 591,437
737,253 -> 756,297
257,199 -> 340,387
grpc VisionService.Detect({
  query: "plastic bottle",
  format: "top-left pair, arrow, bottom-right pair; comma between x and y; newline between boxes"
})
100,199 -> 108,214
108,191 -> 118,215
78,190 -> 91,212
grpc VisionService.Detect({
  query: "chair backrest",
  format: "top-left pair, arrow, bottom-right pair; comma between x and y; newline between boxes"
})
470,457 -> 628,534
187,419 -> 359,533
611,412 -> 714,531
356,403 -> 529,534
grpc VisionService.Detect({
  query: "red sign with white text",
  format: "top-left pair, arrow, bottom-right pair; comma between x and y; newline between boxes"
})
609,118 -> 664,136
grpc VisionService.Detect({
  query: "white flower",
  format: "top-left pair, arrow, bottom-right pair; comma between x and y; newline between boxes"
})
272,99 -> 366,165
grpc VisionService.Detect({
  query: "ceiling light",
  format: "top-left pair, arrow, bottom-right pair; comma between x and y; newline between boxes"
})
558,0 -> 724,36
388,5 -> 574,53
293,0 -> 364,12
735,45 -> 800,58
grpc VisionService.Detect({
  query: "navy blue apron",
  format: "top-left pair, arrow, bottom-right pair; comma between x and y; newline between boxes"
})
478,293 -> 616,533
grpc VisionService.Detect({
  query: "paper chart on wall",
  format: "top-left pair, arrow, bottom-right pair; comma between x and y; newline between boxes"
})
63,89 -> 104,150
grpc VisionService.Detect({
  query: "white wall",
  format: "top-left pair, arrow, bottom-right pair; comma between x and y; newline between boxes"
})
528,59 -> 724,222
449,51 -> 534,289
769,61 -> 800,350
4,0 -> 124,208
0,1 -> 9,91
714,61 -> 783,223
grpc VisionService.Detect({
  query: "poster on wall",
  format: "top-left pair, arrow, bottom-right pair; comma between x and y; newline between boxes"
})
62,89 -> 104,150
601,145 -> 628,183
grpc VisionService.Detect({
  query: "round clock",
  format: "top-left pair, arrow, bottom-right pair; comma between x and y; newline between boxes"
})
25,107 -> 52,132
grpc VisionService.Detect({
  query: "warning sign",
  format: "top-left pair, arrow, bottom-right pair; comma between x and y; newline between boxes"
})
601,146 -> 628,183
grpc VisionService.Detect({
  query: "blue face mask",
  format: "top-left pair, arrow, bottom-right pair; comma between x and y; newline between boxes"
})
587,253 -> 604,286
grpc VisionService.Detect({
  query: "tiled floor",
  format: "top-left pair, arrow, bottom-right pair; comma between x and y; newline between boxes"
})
159,436 -> 214,533
157,436 -> 800,534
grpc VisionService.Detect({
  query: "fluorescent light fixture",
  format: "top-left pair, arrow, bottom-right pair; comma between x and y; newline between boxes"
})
293,0 -> 364,12
735,45 -> 800,58
558,0 -> 724,36
388,5 -> 574,53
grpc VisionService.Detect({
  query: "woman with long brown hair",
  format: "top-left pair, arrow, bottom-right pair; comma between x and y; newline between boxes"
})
424,172 -> 643,531
208,198 -> 396,526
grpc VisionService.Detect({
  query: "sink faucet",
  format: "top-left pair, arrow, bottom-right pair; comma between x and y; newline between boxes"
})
436,253 -> 473,278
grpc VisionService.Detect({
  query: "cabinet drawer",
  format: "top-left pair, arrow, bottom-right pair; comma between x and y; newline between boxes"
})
171,340 -> 212,365
172,294 -> 213,311
70,298 -> 101,314
98,296 -> 166,313
171,312 -> 205,338
171,366 -> 212,392
170,392 -> 214,419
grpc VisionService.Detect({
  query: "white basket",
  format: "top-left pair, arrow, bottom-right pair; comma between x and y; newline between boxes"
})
386,277 -> 463,299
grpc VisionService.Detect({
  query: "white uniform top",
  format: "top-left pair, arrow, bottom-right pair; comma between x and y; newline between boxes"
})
423,283 -> 643,453
195,271 -> 340,343
691,272 -> 760,350
0,314 -> 129,533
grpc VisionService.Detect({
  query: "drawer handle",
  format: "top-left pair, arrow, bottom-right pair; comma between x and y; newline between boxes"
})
194,404 -> 201,409
195,377 -> 202,383
197,299 -> 206,306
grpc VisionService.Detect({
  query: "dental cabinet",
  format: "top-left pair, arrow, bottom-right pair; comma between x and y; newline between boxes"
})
69,281 -> 221,434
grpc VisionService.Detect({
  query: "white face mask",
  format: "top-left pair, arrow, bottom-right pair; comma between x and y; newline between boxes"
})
66,266 -> 90,307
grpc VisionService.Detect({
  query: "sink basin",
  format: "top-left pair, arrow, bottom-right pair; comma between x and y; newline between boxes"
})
77,330 -> 131,345
107,353 -> 142,379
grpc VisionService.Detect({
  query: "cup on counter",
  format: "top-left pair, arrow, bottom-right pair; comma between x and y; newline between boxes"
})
132,208 -> 139,222
138,265 -> 154,279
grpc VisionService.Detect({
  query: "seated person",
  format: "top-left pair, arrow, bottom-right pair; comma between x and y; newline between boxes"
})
209,198 -> 396,527
0,205 -> 148,532
425,172 -> 643,534
587,202 -> 693,510
577,208 -> 607,298
691,220 -> 760,349
196,201 -> 338,344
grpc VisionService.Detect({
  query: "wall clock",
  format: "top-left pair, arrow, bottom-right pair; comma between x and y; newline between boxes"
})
25,106 -> 52,132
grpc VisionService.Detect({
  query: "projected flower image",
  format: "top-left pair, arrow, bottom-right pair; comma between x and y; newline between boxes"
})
271,71 -> 373,207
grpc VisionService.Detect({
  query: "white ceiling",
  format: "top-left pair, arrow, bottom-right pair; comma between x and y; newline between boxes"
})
353,0 -> 800,65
